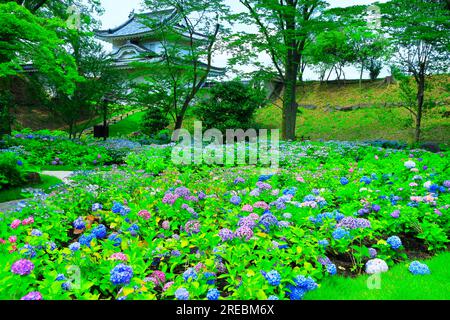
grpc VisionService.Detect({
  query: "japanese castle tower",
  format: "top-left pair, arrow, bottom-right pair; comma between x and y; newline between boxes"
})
95,8 -> 225,82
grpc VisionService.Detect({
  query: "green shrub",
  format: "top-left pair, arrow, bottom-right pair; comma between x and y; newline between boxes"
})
195,81 -> 267,132
0,152 -> 27,190
141,107 -> 170,136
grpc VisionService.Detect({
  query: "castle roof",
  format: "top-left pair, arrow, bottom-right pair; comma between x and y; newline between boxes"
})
96,8 -> 207,42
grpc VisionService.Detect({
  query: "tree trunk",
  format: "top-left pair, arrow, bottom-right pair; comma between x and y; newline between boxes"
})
359,62 -> 364,89
174,115 -> 184,131
415,75 -> 425,143
281,0 -> 300,141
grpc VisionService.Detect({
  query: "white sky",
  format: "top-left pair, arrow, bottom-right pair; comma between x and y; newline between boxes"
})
97,0 -> 390,80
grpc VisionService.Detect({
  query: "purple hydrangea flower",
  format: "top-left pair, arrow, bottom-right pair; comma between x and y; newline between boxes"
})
235,226 -> 253,241
391,210 -> 400,219
184,220 -> 200,235
11,259 -> 34,275
230,196 -> 242,205
21,291 -> 42,300
218,228 -> 235,242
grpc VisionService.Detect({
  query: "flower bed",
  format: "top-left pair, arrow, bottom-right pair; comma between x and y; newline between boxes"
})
0,141 -> 448,300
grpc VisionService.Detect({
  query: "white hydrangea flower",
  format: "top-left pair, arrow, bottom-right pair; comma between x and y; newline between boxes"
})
404,160 -> 416,169
423,181 -> 432,190
365,259 -> 389,274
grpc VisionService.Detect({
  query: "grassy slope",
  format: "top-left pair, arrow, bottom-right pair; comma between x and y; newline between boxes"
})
109,112 -> 145,137
256,76 -> 450,144
0,174 -> 62,203
96,76 -> 450,144
305,252 -> 450,300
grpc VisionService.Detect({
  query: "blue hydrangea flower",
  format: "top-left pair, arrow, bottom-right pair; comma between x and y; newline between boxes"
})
287,285 -> 307,300
108,233 -> 122,247
409,261 -> 431,275
61,282 -> 71,291
127,224 -> 139,237
264,270 -> 281,286
259,213 -> 278,231
268,295 -> 279,300
171,250 -> 181,257
326,264 -> 337,276
318,239 -> 329,249
340,177 -> 349,185
258,175 -> 273,182
112,202 -> 130,216
20,244 -> 36,258
332,228 -> 351,240
360,176 -> 372,185
283,187 -> 297,196
79,234 -> 95,247
335,212 -> 345,222
204,272 -> 216,285
110,264 -> 133,286
230,196 -> 242,205
92,224 -> 107,239
69,242 -> 80,251
46,242 -> 57,251
182,268 -> 198,282
56,274 -> 66,281
73,217 -> 85,230
207,288 -> 220,300
303,194 -> 316,202
92,203 -> 103,212
293,275 -> 318,291
31,229 -> 42,237
175,288 -> 190,300
386,236 -> 402,250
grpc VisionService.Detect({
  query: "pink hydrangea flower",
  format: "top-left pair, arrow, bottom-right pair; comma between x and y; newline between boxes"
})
110,252 -> 128,261
138,210 -> 151,220
11,219 -> 21,229
163,281 -> 174,292
254,201 -> 269,210
296,176 -> 305,183
241,205 -> 253,212
162,220 -> 170,230
22,217 -> 34,225
9,236 -> 17,243
0,238 -> 5,244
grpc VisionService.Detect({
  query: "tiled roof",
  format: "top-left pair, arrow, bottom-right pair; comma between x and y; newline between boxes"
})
96,8 -> 178,40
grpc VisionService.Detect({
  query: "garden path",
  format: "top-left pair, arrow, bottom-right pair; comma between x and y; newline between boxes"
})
0,171 -> 73,213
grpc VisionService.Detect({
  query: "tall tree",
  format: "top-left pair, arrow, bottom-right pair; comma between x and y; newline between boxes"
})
381,0 -> 450,142
228,0 -> 327,140
0,0 -> 101,135
132,0 -> 228,131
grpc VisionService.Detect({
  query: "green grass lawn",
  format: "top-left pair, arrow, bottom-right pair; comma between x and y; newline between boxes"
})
0,175 -> 63,203
109,112 -> 145,137
255,105 -> 450,145
305,253 -> 450,300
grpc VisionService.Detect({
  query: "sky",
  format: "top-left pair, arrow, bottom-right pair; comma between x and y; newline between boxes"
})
96,0 -> 390,80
